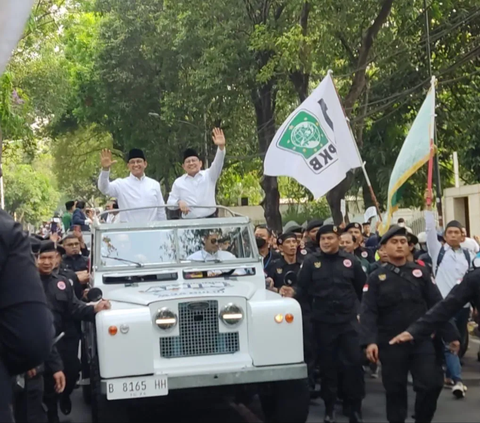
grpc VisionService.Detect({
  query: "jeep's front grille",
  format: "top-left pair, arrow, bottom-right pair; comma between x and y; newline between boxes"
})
159,300 -> 240,358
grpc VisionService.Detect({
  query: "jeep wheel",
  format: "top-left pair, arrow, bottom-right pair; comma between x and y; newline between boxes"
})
91,356 -> 129,423
259,378 -> 310,423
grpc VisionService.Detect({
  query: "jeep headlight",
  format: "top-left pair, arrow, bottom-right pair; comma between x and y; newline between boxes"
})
155,308 -> 177,330
220,303 -> 244,326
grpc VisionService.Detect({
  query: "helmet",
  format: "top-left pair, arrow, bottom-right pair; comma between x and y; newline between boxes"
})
417,232 -> 427,244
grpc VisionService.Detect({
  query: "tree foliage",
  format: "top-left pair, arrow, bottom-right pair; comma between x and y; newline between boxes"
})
3,0 -> 480,226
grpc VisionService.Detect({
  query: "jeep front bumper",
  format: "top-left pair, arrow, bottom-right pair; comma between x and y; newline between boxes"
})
100,363 -> 307,397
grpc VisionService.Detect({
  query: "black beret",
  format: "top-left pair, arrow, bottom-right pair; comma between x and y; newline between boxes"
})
446,220 -> 463,231
345,222 -> 362,232
306,219 -> 324,232
288,225 -> 303,234
127,148 -> 146,162
316,224 -> 340,243
380,225 -> 408,245
277,232 -> 297,245
407,232 -> 418,245
38,240 -> 64,255
183,148 -> 199,162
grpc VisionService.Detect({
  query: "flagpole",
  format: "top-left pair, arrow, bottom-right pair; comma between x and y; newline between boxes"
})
328,70 -> 383,221
426,77 -> 436,208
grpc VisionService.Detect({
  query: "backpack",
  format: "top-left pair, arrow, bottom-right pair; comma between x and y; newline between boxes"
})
435,245 -> 471,276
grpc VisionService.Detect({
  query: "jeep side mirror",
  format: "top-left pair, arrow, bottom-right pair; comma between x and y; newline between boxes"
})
87,287 -> 103,302
284,271 -> 297,286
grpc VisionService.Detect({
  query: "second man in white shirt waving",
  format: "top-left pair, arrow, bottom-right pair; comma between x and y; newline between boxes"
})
167,128 -> 226,219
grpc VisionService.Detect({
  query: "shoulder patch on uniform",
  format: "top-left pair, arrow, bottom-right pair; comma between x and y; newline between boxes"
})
314,261 -> 321,268
412,269 -> 422,278
378,274 -> 387,281
361,251 -> 368,258
363,284 -> 369,292
343,259 -> 352,268
276,268 -> 283,274
57,281 -> 66,291
300,249 -> 307,255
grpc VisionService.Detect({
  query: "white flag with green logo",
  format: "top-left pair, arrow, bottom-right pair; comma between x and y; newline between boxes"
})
264,74 -> 362,198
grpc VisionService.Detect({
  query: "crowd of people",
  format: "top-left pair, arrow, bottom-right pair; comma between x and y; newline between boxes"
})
255,192 -> 480,423
2,123 -> 480,423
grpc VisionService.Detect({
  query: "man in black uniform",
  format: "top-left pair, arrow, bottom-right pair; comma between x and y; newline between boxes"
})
346,222 -> 375,263
361,226 -> 459,423
266,233 -> 302,290
36,240 -> 111,423
389,267 -> 479,348
0,211 -> 54,422
280,225 -> 366,423
303,219 -> 323,253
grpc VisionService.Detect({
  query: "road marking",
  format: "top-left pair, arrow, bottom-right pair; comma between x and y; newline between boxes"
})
228,401 -> 263,423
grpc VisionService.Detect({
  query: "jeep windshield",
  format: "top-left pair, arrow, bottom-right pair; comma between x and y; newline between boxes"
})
97,224 -> 254,269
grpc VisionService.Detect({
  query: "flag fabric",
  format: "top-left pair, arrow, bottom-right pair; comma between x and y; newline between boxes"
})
0,0 -> 35,75
264,73 -> 362,199
379,80 -> 436,235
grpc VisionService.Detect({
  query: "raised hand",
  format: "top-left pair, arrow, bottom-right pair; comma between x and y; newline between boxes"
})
101,149 -> 118,170
212,128 -> 226,149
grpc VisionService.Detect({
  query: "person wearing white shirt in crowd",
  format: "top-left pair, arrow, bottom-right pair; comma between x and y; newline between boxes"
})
167,128 -> 226,219
98,148 -> 166,222
105,200 -> 120,224
425,192 -> 469,398
460,227 -> 479,256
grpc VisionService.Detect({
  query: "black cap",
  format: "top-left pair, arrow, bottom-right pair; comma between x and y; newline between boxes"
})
316,224 -> 340,243
345,222 -> 362,232
446,220 -> 462,230
183,148 -> 199,162
127,148 -> 146,162
30,236 -> 42,254
380,225 -> 408,245
277,232 -> 297,245
306,219 -> 324,232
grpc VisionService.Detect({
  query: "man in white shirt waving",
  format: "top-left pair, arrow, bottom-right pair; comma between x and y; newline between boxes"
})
167,128 -> 226,219
98,148 -> 166,222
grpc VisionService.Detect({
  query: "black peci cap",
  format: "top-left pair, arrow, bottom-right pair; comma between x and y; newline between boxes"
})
183,148 -> 199,162
127,148 -> 146,162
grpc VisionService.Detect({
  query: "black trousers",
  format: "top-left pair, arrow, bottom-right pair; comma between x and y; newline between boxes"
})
44,338 -> 80,416
57,338 -> 80,399
379,340 -> 443,423
14,375 -> 47,423
312,320 -> 365,410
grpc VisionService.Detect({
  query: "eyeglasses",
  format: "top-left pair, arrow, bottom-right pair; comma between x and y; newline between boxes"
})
209,238 -> 218,244
184,158 -> 199,165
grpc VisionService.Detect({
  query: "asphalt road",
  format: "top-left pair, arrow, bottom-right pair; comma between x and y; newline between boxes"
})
65,341 -> 480,423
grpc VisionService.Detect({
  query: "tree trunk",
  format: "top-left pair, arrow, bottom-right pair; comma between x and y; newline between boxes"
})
253,83 -> 282,233
327,0 -> 394,222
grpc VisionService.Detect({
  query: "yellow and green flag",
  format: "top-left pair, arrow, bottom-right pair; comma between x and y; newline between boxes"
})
379,79 -> 436,235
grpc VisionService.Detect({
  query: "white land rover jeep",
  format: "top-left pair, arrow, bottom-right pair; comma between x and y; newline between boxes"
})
83,206 -> 309,422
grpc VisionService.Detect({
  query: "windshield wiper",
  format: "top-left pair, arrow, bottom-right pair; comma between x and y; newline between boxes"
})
101,255 -> 144,267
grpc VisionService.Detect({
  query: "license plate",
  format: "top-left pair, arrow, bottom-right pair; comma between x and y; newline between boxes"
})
106,375 -> 168,400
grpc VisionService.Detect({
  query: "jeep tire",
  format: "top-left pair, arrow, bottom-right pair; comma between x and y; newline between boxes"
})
259,378 -> 310,423
91,355 -> 129,423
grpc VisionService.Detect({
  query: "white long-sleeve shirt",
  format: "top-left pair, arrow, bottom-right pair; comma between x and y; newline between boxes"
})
98,171 -> 166,223
167,148 -> 225,219
425,210 -> 470,306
